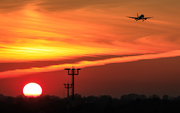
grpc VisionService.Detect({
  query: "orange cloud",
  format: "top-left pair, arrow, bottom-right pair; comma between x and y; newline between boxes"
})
0,50 -> 180,78
0,0 -> 180,74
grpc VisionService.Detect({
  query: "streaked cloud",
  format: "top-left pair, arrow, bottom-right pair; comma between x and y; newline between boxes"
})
0,0 -> 180,78
0,0 -> 35,12
0,50 -> 180,78
0,54 -> 142,72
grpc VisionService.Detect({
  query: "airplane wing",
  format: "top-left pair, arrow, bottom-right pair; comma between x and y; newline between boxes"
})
126,16 -> 136,19
144,17 -> 153,19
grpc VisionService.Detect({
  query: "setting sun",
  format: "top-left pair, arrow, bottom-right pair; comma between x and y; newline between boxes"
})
23,83 -> 42,97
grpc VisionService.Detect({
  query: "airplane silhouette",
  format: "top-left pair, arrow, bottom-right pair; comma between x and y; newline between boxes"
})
127,13 -> 153,21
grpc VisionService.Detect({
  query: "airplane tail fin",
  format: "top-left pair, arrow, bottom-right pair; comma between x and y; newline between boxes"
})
137,13 -> 138,17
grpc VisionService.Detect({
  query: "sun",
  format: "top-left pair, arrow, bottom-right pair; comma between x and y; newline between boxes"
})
23,82 -> 42,97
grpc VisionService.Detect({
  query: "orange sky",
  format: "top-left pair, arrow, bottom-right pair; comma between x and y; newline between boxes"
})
0,0 -> 180,98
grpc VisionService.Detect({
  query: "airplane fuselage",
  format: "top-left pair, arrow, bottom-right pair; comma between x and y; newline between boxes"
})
135,14 -> 146,21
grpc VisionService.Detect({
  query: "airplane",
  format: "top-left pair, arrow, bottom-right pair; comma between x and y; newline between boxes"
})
127,13 -> 153,21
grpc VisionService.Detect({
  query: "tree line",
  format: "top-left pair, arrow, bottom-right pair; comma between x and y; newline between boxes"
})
1,93 -> 180,113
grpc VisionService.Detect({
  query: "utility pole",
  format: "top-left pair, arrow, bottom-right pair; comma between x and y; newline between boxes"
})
64,83 -> 72,109
65,67 -> 81,108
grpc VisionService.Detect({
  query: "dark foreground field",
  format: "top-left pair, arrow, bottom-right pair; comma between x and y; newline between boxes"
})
1,93 -> 180,113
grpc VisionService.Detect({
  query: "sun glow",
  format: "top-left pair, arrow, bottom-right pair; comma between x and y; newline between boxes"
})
23,83 -> 42,97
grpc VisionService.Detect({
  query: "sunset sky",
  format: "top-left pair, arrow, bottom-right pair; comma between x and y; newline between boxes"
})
0,0 -> 180,98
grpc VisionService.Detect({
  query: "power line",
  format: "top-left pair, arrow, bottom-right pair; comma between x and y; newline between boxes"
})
64,83 -> 72,109
65,67 -> 81,108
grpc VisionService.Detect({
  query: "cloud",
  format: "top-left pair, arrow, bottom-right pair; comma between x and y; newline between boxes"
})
1,3 -> 179,63
0,50 -> 180,79
37,0 -> 129,12
0,0 -> 35,12
0,54 -> 143,72
0,0 -> 180,79
0,0 -> 133,13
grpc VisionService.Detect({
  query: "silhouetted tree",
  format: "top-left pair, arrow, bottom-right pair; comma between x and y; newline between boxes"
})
162,95 -> 169,100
